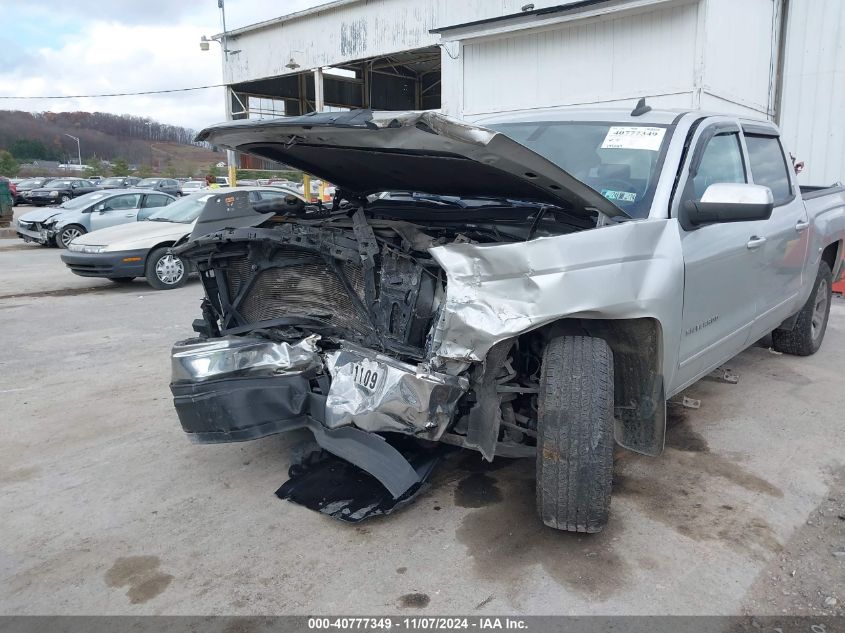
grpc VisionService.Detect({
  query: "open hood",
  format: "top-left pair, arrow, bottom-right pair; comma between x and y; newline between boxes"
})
196,110 -> 627,220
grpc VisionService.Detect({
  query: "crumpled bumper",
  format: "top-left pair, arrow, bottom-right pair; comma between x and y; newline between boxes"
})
323,343 -> 467,439
16,223 -> 53,244
169,335 -> 468,497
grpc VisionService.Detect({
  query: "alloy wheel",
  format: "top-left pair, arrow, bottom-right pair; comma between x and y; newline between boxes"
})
60,227 -> 82,247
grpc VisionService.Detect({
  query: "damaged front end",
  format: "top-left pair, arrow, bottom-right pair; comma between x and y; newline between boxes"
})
168,211 -> 480,499
169,199 -> 571,499
169,110 -> 674,515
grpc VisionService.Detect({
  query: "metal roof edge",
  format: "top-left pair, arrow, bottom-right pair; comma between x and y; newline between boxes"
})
429,0 -> 613,34
212,0 -> 364,40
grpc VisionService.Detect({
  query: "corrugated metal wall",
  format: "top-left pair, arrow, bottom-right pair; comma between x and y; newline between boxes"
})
224,0 -> 588,86
224,0 -> 441,84
459,2 -> 699,116
778,0 -> 845,185
701,0 -> 778,118
224,0 -> 844,186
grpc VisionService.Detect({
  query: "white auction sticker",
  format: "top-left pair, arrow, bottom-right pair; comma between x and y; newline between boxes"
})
601,126 -> 665,151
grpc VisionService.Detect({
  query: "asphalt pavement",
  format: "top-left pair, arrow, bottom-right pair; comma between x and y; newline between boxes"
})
0,221 -> 842,616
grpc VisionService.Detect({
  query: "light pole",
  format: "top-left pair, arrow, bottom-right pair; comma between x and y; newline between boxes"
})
200,0 -> 240,187
64,134 -> 81,168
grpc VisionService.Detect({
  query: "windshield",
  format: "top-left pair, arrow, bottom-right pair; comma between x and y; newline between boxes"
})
99,178 -> 124,186
182,181 -> 203,189
488,121 -> 669,218
146,192 -> 215,223
18,179 -> 43,188
45,180 -> 73,189
59,191 -> 111,210
136,179 -> 160,188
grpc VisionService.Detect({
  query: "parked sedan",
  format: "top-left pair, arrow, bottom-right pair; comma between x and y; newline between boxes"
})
179,180 -> 206,195
136,178 -> 180,196
27,178 -> 98,206
98,176 -> 141,190
16,189 -> 175,247
13,178 -> 53,204
61,187 -> 301,289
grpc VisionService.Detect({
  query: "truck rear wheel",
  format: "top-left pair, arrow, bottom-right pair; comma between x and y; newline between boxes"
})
536,335 -> 614,533
772,261 -> 833,356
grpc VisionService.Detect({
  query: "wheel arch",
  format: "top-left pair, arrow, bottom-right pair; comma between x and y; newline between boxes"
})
821,240 -> 842,280
525,316 -> 666,456
56,223 -> 87,246
150,240 -> 177,252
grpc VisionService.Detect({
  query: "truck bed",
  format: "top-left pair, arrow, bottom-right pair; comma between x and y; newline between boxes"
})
802,185 -> 845,282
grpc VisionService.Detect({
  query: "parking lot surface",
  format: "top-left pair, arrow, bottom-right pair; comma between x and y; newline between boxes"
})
1,228 -> 843,616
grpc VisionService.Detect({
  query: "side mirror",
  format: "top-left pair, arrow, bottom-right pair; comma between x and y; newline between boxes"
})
684,183 -> 774,227
95,203 -> 106,212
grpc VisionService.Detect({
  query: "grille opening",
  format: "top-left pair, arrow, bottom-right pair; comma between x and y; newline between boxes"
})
222,249 -> 369,336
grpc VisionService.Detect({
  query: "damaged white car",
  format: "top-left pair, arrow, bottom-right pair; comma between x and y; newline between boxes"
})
170,106 -> 845,532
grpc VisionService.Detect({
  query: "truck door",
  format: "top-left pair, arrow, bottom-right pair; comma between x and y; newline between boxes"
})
742,128 -> 809,340
670,119 -> 766,393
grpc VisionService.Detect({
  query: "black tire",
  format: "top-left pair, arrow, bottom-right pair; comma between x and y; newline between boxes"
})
536,335 -> 615,533
772,261 -> 833,356
109,277 -> 135,284
60,194 -> 71,203
145,247 -> 187,290
55,225 -> 86,249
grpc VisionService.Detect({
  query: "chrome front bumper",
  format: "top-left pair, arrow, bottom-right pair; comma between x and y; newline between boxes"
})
170,335 -> 468,441
324,343 -> 468,439
169,335 -> 468,498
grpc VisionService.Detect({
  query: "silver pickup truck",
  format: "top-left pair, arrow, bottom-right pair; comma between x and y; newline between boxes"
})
170,106 -> 845,533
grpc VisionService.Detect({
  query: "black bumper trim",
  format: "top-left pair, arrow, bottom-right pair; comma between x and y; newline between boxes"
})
170,373 -> 421,498
60,249 -> 148,278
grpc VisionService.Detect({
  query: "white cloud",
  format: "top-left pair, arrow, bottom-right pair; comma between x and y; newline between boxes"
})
0,0 -> 328,130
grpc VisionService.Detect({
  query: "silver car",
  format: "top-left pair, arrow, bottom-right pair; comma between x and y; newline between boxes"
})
15,189 -> 176,248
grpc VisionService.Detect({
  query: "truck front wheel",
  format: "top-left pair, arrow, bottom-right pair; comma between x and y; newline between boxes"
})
536,335 -> 614,533
772,261 -> 833,356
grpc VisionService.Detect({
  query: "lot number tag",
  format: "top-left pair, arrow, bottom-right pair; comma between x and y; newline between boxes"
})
601,126 -> 665,151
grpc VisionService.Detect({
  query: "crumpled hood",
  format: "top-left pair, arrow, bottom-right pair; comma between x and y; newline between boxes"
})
17,207 -> 67,223
74,220 -> 193,251
196,110 -> 627,220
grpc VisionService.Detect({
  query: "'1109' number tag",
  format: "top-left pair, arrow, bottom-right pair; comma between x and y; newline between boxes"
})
351,362 -> 379,390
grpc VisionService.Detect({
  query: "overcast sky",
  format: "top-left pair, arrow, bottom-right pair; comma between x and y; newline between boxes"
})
0,0 -> 326,131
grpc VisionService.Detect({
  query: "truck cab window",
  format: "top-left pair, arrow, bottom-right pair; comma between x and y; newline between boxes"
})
745,135 -> 792,204
683,132 -> 746,204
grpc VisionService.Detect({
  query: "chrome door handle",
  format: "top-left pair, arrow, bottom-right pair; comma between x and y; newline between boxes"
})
795,220 -> 810,232
746,236 -> 767,249
124,214 -> 134,218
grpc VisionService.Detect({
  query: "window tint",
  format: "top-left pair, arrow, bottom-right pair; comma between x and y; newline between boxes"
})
142,194 -> 171,208
257,190 -> 291,200
684,132 -> 746,202
104,193 -> 141,210
745,135 -> 791,203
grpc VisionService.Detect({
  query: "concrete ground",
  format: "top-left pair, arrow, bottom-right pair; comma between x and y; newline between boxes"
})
0,220 -> 843,616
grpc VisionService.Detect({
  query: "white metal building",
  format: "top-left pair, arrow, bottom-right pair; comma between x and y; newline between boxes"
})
216,0 -> 844,184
